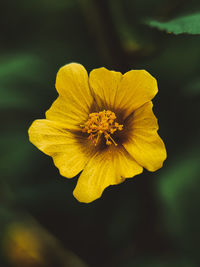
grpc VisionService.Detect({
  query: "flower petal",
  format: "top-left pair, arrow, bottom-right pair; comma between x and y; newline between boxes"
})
89,67 -> 122,109
73,146 -> 143,203
123,102 -> 167,172
118,70 -> 158,118
28,119 -> 92,178
89,67 -> 158,119
46,63 -> 93,130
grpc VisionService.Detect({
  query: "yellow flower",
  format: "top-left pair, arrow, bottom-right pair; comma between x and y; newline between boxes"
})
28,63 -> 167,203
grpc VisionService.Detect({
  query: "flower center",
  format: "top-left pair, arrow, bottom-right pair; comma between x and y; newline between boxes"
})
81,110 -> 123,146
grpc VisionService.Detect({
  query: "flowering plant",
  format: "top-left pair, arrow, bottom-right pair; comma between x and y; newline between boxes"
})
28,63 -> 166,203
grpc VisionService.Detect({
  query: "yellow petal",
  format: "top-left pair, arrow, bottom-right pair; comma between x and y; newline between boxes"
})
89,67 -> 158,119
46,63 -> 93,130
118,70 -> 158,118
28,119 -> 92,178
73,147 -> 143,203
89,67 -> 122,109
123,102 -> 167,172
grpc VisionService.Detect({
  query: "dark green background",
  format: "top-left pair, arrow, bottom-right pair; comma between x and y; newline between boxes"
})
1,0 -> 200,266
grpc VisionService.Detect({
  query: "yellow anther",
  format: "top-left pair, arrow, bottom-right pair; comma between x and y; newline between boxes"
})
81,110 -> 123,146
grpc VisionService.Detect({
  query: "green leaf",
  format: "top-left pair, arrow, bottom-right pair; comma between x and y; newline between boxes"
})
146,13 -> 200,35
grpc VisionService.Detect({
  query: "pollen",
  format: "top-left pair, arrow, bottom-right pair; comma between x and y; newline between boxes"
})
81,110 -> 123,146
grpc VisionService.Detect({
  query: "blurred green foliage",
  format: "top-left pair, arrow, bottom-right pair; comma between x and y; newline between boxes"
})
158,147 -> 200,256
0,0 -> 200,266
147,13 -> 200,34
0,54 -> 43,109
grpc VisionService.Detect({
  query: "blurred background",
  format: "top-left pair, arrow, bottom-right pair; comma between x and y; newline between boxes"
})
1,0 -> 200,266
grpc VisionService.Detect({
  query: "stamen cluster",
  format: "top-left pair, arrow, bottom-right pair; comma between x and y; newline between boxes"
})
81,110 -> 123,146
